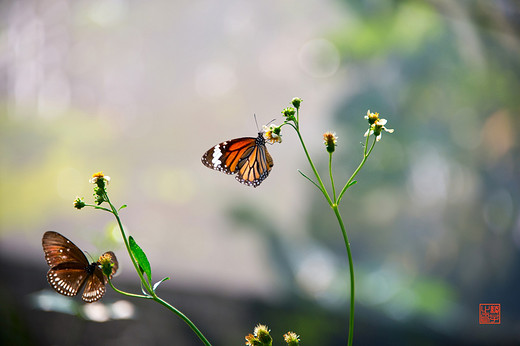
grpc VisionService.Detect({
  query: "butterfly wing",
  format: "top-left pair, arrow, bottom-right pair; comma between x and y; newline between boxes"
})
81,266 -> 107,303
42,231 -> 90,268
235,142 -> 273,187
46,261 -> 90,298
81,251 -> 119,302
202,137 -> 256,174
42,231 -> 113,303
202,133 -> 273,187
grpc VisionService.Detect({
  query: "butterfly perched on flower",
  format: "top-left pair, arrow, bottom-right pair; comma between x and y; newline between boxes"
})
202,130 -> 275,187
42,231 -> 118,303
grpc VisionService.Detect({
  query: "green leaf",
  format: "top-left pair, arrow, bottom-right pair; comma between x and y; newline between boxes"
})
153,277 -> 170,292
297,169 -> 322,192
140,282 -> 151,297
347,180 -> 358,188
118,204 -> 127,211
129,236 -> 152,285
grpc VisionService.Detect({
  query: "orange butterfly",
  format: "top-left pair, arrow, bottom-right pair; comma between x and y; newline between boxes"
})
202,132 -> 273,187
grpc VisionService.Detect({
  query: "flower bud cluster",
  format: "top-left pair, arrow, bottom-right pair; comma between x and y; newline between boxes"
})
89,171 -> 111,205
245,324 -> 300,346
281,107 -> 296,122
73,171 -> 112,209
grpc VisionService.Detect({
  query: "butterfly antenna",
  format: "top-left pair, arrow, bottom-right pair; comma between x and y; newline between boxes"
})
85,251 -> 94,262
266,118 -> 276,126
254,113 -> 260,132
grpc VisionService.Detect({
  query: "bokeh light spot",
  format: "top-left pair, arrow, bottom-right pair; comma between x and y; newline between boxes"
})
298,38 -> 340,78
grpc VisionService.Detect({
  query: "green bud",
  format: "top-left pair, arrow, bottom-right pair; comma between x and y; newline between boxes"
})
245,334 -> 262,346
253,324 -> 272,345
282,107 -> 296,118
257,330 -> 272,345
323,132 -> 338,154
73,197 -> 86,210
291,97 -> 302,109
283,332 -> 300,345
101,260 -> 114,278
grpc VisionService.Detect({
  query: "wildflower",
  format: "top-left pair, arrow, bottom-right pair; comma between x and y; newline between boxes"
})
291,97 -> 302,109
263,124 -> 282,144
73,197 -> 86,210
89,171 -> 111,188
283,331 -> 300,346
254,324 -> 272,345
98,252 -> 118,279
245,334 -> 261,346
364,110 -> 379,125
323,131 -> 338,153
364,115 -> 394,142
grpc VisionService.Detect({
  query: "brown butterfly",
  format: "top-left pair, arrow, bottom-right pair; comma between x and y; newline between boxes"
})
201,132 -> 274,187
42,231 -> 118,303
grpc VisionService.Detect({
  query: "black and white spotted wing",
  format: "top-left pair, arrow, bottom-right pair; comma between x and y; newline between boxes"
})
42,231 -> 118,303
201,132 -> 274,187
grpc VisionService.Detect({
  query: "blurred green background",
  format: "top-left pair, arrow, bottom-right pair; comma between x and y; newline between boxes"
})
1,0 -> 519,345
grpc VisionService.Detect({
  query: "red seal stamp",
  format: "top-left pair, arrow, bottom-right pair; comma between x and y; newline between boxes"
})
479,303 -> 500,324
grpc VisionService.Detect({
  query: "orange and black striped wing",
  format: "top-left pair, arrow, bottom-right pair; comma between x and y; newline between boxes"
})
235,142 -> 273,187
202,137 -> 256,175
201,133 -> 273,187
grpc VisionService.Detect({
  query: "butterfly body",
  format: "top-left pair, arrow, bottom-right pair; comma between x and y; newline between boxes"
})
202,132 -> 273,187
42,231 -> 118,303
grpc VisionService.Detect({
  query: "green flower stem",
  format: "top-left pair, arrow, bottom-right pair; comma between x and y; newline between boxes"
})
108,280 -> 151,299
85,204 -> 112,213
329,152 -> 337,202
108,282 -> 211,346
288,123 -> 354,345
151,295 -> 212,346
287,117 -> 380,346
332,204 -> 355,346
287,122 -> 333,206
102,191 -> 153,294
337,135 -> 376,204
99,190 -> 211,346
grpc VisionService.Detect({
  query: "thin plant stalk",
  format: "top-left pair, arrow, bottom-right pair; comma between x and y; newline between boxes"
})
338,135 -> 376,204
288,115 -> 379,346
95,190 -> 212,346
329,152 -> 337,202
102,191 -> 152,293
285,122 -> 333,206
108,280 -> 150,300
332,204 -> 355,346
